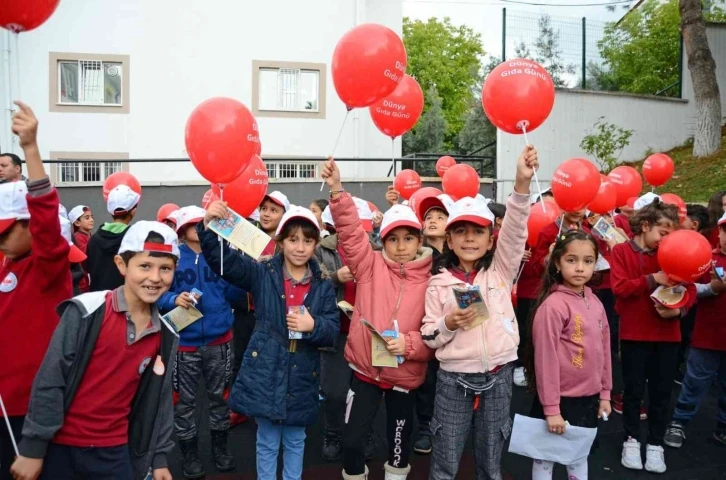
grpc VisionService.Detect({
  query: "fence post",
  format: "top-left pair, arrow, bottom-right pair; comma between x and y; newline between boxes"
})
581,17 -> 587,89
502,8 -> 507,61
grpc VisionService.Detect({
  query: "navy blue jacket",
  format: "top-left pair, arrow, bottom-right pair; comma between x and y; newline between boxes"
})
158,244 -> 245,347
197,223 -> 339,426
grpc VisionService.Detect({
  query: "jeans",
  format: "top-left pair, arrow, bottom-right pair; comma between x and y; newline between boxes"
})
621,340 -> 678,446
320,333 -> 352,438
672,347 -> 726,430
0,416 -> 23,480
40,443 -> 133,480
429,364 -> 514,480
255,417 -> 307,480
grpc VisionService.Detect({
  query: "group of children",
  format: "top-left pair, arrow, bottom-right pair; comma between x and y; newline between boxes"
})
1,101 -> 725,480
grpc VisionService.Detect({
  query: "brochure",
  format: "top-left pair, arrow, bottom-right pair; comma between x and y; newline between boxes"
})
162,305 -> 203,333
453,285 -> 489,330
591,217 -> 628,244
361,319 -> 399,368
208,206 -> 273,260
651,285 -> 688,309
338,300 -> 354,320
594,254 -> 610,272
288,306 -> 305,340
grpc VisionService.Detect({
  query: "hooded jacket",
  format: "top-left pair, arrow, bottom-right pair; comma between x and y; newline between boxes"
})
86,223 -> 129,292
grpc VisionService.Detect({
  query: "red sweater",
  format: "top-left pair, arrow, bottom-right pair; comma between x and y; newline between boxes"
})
0,179 -> 73,416
691,250 -> 726,351
614,214 -> 633,239
610,241 -> 696,343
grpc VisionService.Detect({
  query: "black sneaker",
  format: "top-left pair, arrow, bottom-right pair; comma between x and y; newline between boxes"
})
321,435 -> 342,462
664,422 -> 686,448
211,430 -> 236,472
178,437 -> 206,479
714,430 -> 726,446
414,433 -> 432,454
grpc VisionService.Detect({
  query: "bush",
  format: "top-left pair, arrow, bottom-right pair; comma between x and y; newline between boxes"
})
580,117 -> 634,172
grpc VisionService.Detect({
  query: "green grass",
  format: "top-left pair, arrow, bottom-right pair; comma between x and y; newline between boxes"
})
633,126 -> 726,202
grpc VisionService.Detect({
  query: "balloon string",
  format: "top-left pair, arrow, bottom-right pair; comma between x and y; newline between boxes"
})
520,123 -> 546,213
391,137 -> 395,181
556,213 -> 565,238
0,394 -> 18,457
219,185 -> 224,277
320,109 -> 351,191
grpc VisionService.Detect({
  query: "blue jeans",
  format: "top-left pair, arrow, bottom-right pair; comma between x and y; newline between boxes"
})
255,417 -> 306,480
673,348 -> 726,429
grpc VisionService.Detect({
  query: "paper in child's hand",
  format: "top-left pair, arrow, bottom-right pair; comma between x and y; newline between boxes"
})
288,306 -> 305,340
338,301 -> 354,319
361,319 -> 398,368
208,206 -> 273,260
163,306 -> 203,333
453,285 -> 489,330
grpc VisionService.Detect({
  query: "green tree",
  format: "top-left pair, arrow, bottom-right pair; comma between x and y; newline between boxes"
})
458,55 -> 499,156
514,14 -> 576,87
579,117 -> 634,172
403,17 -> 484,149
403,85 -> 448,156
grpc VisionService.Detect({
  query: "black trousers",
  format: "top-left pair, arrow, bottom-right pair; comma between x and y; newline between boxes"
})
40,443 -> 133,480
415,358 -> 439,426
515,297 -> 535,367
0,416 -> 23,480
621,340 -> 679,446
232,309 -> 256,378
596,288 -> 623,392
342,376 -> 414,474
677,306 -> 697,370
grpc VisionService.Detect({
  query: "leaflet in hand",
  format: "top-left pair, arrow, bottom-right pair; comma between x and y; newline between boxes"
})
452,285 -> 489,330
338,301 -> 354,320
594,254 -> 610,272
208,206 -> 274,261
162,305 -> 203,333
591,217 -> 628,244
651,285 -> 688,309
288,306 -> 305,340
361,319 -> 399,368
713,262 -> 725,281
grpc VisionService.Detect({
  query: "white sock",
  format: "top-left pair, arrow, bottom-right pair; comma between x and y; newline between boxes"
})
567,456 -> 588,480
532,459 -> 554,480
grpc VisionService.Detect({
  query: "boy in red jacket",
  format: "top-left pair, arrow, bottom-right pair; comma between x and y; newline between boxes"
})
0,102 -> 73,480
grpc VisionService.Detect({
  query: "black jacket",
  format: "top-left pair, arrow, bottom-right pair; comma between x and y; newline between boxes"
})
86,225 -> 128,292
19,291 -> 178,479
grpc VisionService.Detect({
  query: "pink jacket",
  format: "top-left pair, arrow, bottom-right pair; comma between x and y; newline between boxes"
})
330,193 -> 434,391
532,285 -> 612,416
421,192 -> 530,373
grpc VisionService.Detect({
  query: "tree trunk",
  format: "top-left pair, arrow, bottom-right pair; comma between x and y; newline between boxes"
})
680,0 -> 722,158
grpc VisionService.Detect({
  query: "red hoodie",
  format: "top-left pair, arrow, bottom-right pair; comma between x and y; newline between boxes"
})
0,178 -> 73,416
691,249 -> 726,351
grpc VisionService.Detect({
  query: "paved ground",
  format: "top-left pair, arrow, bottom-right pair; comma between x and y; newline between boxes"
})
169,371 -> 726,479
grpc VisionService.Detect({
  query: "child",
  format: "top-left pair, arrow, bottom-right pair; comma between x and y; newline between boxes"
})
11,221 -> 180,480
0,102 -> 73,480
59,216 -> 90,295
157,206 -> 243,478
611,199 -> 696,473
664,212 -> 726,448
488,202 -> 506,251
258,191 -> 290,256
68,205 -> 94,254
416,194 -> 454,259
310,198 -> 329,231
421,145 -> 538,480
322,159 -> 434,480
704,190 -> 726,249
86,184 -> 140,291
198,202 -> 338,480
525,230 -> 612,480
682,204 -> 710,234
614,198 -> 636,240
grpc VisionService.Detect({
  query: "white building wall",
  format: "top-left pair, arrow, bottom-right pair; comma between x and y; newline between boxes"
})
0,0 -> 403,183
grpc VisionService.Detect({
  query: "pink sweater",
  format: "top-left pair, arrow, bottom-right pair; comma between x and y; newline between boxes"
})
532,285 -> 612,416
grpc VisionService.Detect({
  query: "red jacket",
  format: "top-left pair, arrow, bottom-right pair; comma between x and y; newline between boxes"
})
0,179 -> 73,416
691,250 -> 726,351
610,241 -> 696,343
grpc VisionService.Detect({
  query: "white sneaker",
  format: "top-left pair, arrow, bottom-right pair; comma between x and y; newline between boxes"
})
621,437 -> 643,470
513,367 -> 527,387
645,444 -> 667,473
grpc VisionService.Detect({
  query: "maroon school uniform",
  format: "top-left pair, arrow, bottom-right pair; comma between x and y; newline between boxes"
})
610,241 -> 696,343
614,214 -> 633,239
54,288 -> 161,447
691,250 -> 726,351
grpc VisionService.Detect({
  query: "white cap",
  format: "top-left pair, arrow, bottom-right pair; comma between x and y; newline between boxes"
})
107,185 -> 141,215
634,192 -> 661,210
263,191 -> 290,212
248,208 -> 261,222
353,197 -> 374,232
476,194 -> 493,205
446,196 -> 496,230
402,200 -> 409,207
321,205 -> 334,228
175,206 -> 206,232
59,215 -> 88,263
118,221 -> 180,258
275,205 -> 320,236
718,212 -> 726,227
0,182 -> 30,235
68,205 -> 91,224
380,204 -> 422,239
530,187 -> 552,204
59,204 -> 68,220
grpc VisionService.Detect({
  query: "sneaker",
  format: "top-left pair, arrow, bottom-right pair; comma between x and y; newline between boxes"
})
640,406 -> 648,420
645,444 -> 667,473
713,430 -> 726,446
229,412 -> 248,429
664,422 -> 685,448
621,437 -> 643,470
414,432 -> 432,454
612,393 -> 623,414
321,435 -> 342,462
513,367 -> 527,387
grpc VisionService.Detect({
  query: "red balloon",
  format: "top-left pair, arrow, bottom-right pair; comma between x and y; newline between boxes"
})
0,0 -> 59,33
408,187 -> 443,218
157,203 -> 180,223
212,155 -> 268,218
608,166 -> 643,208
255,140 -> 262,156
442,164 -> 480,200
587,174 -> 618,215
185,97 -> 259,185
527,200 -> 561,247
332,23 -> 407,109
643,153 -> 674,187
103,172 -> 142,201
394,169 -> 422,200
551,158 -> 601,212
482,59 -> 555,135
202,189 -> 219,209
369,75 -> 423,138
436,156 -> 456,177
658,230 -> 713,282
660,193 -> 687,224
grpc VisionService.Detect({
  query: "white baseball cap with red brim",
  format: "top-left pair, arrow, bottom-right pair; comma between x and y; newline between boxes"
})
634,192 -> 661,210
175,206 -> 206,233
263,191 -> 290,212
107,185 -> 141,215
418,194 -> 455,222
68,205 -> 91,224
59,215 -> 88,263
118,221 -> 180,258
446,196 -> 495,230
380,204 -> 422,239
275,205 -> 321,236
353,197 -> 374,232
0,182 -> 30,235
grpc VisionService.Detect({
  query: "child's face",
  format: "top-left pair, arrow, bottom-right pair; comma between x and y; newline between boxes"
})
260,200 -> 284,233
182,223 -> 200,243
555,240 -> 596,291
642,220 -> 676,250
383,227 -> 422,264
75,212 -> 94,233
309,203 -> 323,226
162,219 -> 176,230
114,252 -> 175,304
423,208 -> 447,240
280,227 -> 317,268
0,221 -> 31,260
446,222 -> 493,265
564,209 -> 586,226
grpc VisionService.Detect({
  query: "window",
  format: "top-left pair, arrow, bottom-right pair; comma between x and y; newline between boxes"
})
252,61 -> 326,119
50,152 -> 129,185
264,161 -> 318,180
49,53 -> 130,113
